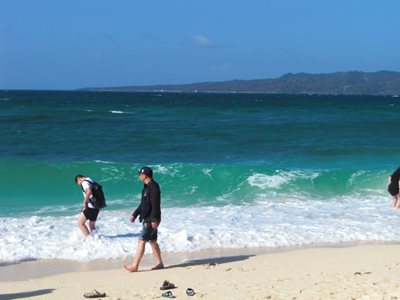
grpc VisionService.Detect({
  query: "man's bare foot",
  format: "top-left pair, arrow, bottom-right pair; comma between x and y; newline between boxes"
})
151,263 -> 164,270
123,264 -> 138,272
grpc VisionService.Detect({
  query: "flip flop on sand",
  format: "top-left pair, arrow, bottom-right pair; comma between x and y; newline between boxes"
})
186,288 -> 196,296
160,280 -> 177,290
83,289 -> 106,298
161,291 -> 176,298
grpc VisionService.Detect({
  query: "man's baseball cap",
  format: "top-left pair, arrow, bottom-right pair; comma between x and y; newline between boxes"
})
138,166 -> 153,177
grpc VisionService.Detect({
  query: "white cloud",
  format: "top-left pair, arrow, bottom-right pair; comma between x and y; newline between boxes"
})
193,34 -> 214,47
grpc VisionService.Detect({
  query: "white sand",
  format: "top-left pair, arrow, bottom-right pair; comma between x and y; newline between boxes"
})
1,245 -> 400,299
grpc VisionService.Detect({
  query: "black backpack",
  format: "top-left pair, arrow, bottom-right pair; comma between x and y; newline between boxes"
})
82,180 -> 107,209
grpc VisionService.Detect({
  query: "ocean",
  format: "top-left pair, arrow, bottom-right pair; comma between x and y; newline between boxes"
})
1,90 -> 400,262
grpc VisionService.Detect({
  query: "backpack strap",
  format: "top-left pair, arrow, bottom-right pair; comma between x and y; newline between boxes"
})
81,179 -> 94,192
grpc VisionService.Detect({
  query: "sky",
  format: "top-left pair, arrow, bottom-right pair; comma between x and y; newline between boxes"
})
1,0 -> 400,90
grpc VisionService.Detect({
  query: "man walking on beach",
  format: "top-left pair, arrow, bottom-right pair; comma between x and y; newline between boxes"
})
124,166 -> 164,272
75,175 -> 100,237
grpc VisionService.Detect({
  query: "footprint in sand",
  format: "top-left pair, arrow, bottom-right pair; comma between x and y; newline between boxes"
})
354,271 -> 372,275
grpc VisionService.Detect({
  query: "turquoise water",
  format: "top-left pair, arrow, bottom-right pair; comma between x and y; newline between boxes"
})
0,91 -> 399,216
2,90 -> 400,261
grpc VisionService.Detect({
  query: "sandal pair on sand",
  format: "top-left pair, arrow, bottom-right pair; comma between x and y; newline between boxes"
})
160,280 -> 195,298
83,289 -> 106,298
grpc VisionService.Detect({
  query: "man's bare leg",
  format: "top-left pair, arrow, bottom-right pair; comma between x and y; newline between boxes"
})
88,220 -> 96,234
150,241 -> 164,270
124,239 -> 146,272
77,213 -> 90,237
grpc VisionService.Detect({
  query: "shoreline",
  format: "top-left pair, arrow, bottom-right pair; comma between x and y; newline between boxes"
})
0,246 -> 272,282
0,241 -> 398,282
1,244 -> 400,299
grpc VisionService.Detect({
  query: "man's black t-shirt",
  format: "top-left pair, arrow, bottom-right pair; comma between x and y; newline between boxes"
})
132,180 -> 161,223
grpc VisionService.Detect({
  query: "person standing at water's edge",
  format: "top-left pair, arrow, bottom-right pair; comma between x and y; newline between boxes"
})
75,175 -> 100,237
388,167 -> 400,208
124,166 -> 164,272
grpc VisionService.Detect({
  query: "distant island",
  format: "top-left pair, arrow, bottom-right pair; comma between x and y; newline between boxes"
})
80,71 -> 400,95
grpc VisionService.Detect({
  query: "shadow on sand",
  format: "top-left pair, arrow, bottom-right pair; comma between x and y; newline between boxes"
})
167,254 -> 255,269
0,289 -> 55,300
0,259 -> 37,268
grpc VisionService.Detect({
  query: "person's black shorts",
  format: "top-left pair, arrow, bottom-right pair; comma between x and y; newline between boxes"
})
388,182 -> 399,196
139,222 -> 158,242
83,207 -> 100,221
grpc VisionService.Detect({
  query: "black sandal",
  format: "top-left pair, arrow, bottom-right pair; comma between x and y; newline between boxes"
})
160,280 -> 177,290
162,291 -> 176,298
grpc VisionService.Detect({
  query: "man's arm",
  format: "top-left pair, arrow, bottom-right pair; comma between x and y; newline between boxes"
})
149,185 -> 161,228
131,205 -> 141,222
82,188 -> 92,211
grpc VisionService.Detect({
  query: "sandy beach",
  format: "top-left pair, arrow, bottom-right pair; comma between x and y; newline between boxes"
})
1,245 -> 400,299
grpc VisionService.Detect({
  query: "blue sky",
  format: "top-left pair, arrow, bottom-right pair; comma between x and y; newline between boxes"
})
1,0 -> 400,90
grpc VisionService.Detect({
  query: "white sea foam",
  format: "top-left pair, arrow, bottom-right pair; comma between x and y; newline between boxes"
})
94,160 -> 114,164
247,170 -> 319,189
109,110 -> 132,114
1,194 -> 400,262
201,168 -> 213,179
348,170 -> 366,186
247,173 -> 289,189
152,165 -> 170,174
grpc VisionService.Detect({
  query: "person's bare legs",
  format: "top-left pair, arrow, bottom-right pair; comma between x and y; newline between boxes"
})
395,195 -> 400,208
150,241 -> 164,270
124,239 -> 146,272
392,196 -> 397,208
77,212 -> 90,237
88,220 -> 96,233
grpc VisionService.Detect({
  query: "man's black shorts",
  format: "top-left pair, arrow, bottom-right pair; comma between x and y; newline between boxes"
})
83,207 -> 100,221
388,182 -> 399,196
139,222 -> 158,242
